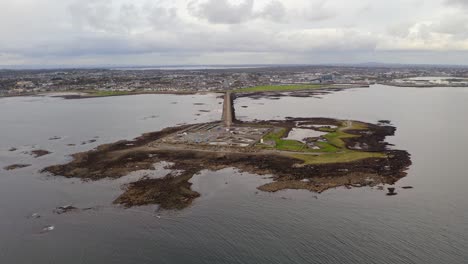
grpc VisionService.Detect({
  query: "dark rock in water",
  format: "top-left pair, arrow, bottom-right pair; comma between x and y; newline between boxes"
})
143,115 -> 159,120
54,205 -> 78,214
81,139 -> 97,145
28,213 -> 41,219
402,186 -> 414,189
49,136 -> 62,140
378,120 -> 391,124
8,147 -> 17,152
41,225 -> 55,233
67,144 -> 76,146
30,149 -> 51,158
387,187 -> 397,196
4,164 -> 31,170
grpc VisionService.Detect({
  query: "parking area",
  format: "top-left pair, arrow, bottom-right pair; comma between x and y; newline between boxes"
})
160,123 -> 271,147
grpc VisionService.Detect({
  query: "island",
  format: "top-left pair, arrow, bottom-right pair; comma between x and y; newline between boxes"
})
42,89 -> 411,210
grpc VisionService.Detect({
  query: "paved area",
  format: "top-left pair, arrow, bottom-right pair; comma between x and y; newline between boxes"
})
159,124 -> 271,147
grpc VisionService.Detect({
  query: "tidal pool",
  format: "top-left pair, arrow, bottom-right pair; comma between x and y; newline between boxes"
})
285,128 -> 327,143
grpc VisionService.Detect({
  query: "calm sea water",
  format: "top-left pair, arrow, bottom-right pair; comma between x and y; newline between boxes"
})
1,86 -> 467,263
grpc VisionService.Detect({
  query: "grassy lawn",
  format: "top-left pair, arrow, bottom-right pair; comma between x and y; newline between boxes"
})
344,121 -> 368,130
257,120 -> 387,164
323,121 -> 368,148
260,128 -> 339,153
262,128 -> 308,152
233,84 -> 324,93
261,121 -> 368,152
324,131 -> 358,148
291,151 -> 387,165
315,142 -> 339,152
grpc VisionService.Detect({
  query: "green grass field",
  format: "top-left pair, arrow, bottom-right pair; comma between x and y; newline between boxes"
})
260,128 -> 339,153
233,84 -> 324,93
291,151 -> 386,165
257,121 -> 387,164
262,128 -> 308,152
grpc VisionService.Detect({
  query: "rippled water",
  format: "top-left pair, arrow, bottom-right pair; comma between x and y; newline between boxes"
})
1,86 -> 468,263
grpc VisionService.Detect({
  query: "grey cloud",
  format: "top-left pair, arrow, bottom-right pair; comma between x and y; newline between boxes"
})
3,0 -> 468,66
259,1 -> 287,22
433,15 -> 468,38
387,22 -> 412,38
188,0 -> 255,24
68,0 -> 156,33
188,0 -> 333,24
2,24 -> 378,59
68,0 -> 115,32
148,6 -> 179,29
302,1 -> 335,21
445,0 -> 468,7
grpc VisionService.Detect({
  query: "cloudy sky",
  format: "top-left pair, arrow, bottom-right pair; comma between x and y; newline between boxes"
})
1,0 -> 468,66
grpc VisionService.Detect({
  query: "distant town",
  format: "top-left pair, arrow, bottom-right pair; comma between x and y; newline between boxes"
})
2,65 -> 468,97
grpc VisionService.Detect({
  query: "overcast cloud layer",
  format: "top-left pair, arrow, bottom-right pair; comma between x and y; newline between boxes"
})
1,0 -> 468,66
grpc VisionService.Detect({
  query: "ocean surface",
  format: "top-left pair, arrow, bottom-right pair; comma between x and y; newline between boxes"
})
0,85 -> 467,263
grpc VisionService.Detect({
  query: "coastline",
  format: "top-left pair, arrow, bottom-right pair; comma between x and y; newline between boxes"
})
41,118 -> 411,210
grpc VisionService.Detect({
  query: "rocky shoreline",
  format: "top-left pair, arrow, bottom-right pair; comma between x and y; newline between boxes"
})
42,118 -> 411,210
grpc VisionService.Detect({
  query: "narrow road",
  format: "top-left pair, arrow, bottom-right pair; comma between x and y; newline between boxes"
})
341,120 -> 353,131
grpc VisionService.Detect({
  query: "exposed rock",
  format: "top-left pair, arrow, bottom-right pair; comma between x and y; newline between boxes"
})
53,205 -> 78,214
81,139 -> 97,145
387,187 -> 397,196
30,149 -> 51,158
42,119 -> 411,210
4,164 -> 31,170
28,213 -> 41,219
378,120 -> 392,125
41,225 -> 55,233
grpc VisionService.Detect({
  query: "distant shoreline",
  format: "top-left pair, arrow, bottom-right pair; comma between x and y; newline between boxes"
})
379,82 -> 468,88
0,84 -> 368,100
0,90 -> 206,99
